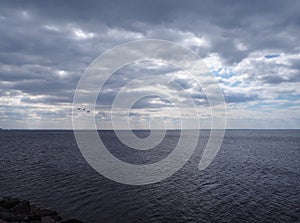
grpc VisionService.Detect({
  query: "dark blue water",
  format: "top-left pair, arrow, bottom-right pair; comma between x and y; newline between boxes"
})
0,130 -> 299,222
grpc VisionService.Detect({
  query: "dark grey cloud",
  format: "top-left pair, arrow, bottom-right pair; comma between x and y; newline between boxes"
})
257,72 -> 300,84
225,92 -> 259,103
0,0 -> 299,128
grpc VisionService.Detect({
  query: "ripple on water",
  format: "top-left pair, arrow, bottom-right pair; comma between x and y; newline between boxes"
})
0,130 -> 299,223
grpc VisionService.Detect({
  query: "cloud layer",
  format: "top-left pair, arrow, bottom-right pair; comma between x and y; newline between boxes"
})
0,0 -> 299,129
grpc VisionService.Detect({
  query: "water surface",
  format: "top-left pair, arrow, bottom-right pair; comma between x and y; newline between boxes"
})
0,130 -> 299,222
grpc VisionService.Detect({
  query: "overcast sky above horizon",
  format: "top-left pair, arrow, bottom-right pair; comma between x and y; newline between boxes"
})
0,0 -> 299,129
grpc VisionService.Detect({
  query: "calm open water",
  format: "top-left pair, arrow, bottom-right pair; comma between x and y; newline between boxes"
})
0,130 -> 299,223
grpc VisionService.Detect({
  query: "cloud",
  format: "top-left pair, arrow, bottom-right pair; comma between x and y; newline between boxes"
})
0,0 -> 299,128
225,92 -> 259,103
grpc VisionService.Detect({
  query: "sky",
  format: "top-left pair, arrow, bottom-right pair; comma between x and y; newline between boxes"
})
0,0 -> 299,129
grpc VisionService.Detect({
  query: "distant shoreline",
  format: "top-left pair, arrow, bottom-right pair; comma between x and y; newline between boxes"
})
1,128 -> 300,131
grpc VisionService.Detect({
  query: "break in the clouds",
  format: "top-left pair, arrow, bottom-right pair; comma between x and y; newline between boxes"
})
0,0 -> 299,129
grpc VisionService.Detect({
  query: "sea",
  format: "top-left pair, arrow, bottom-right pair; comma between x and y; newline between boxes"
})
0,130 -> 299,223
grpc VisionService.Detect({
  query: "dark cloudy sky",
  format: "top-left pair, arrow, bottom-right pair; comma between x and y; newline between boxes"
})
0,0 -> 299,129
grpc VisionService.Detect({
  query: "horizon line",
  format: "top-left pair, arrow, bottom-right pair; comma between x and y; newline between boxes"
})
1,128 -> 300,131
